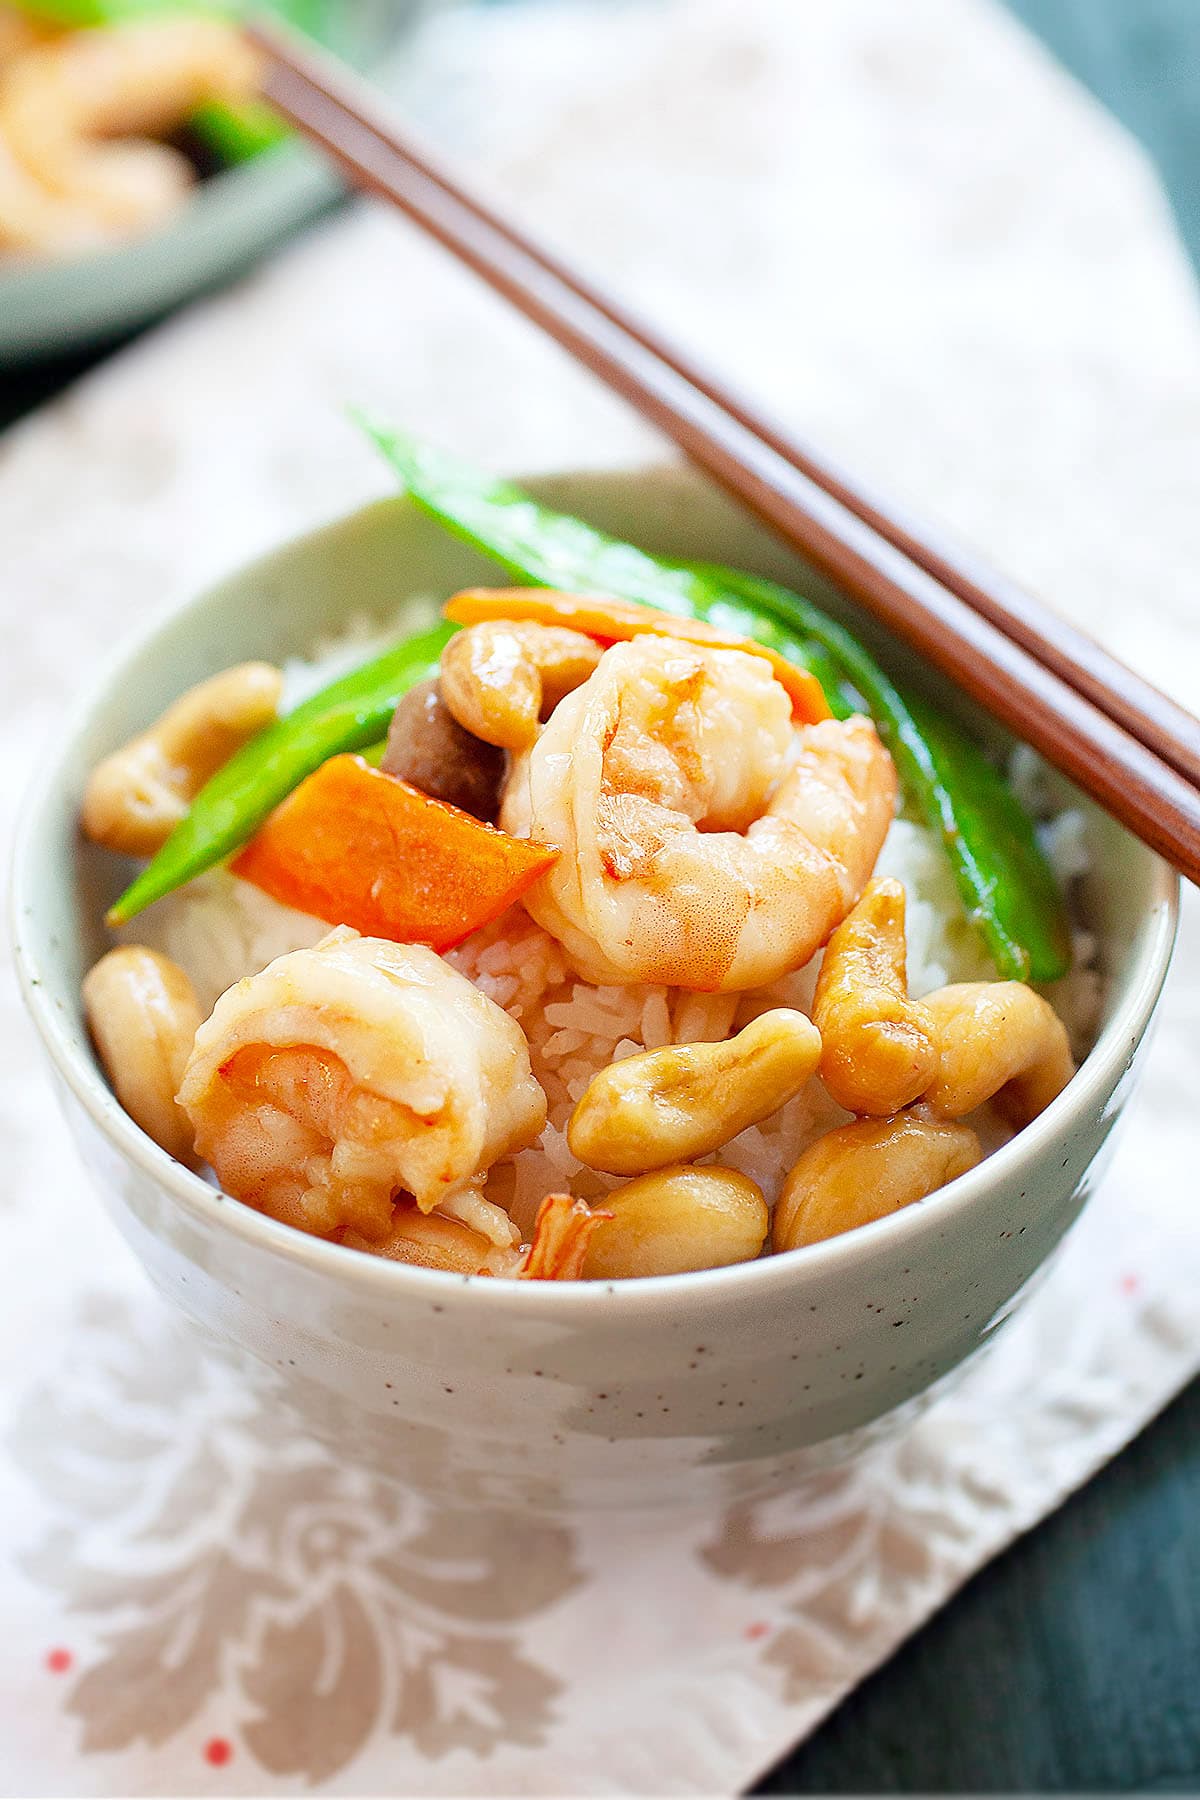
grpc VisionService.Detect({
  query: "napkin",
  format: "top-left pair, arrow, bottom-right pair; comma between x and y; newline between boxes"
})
2,0 -> 1199,1792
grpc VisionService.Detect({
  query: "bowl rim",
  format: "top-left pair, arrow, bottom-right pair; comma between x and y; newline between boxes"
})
10,478 -> 1180,1317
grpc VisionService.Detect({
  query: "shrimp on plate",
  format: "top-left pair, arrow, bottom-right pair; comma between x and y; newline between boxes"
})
178,928 -> 547,1245
501,634 -> 897,991
0,17 -> 258,255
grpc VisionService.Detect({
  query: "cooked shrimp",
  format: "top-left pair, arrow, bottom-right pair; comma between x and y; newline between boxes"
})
0,18 -> 257,253
813,877 -> 939,1115
520,1192 -> 606,1279
922,983 -> 1075,1126
178,929 -> 547,1242
342,1207 -> 520,1277
501,635 -> 897,990
342,1191 -> 602,1281
0,132 -> 149,257
440,620 -> 603,750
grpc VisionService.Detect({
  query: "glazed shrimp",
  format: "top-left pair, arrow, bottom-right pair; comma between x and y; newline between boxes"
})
178,929 -> 546,1243
501,635 -> 897,991
0,19 -> 257,252
342,1192 -> 603,1281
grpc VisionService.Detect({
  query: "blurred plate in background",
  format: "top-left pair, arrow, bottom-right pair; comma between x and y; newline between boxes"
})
0,0 -> 431,364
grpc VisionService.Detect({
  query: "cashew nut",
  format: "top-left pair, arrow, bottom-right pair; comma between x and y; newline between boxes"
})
773,1111 -> 983,1252
813,877 -> 939,1115
82,661 -> 283,857
440,620 -> 602,750
582,1164 -> 768,1279
568,1008 -> 822,1175
922,982 -> 1075,1126
82,946 -> 203,1164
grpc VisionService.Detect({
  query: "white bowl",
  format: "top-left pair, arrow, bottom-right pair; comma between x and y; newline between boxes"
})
11,467 -> 1178,1512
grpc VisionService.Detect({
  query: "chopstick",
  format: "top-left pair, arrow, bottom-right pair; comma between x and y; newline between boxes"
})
253,22 -> 1200,800
247,18 -> 1200,886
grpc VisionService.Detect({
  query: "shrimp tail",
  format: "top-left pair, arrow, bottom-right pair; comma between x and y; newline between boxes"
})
519,1193 -> 609,1280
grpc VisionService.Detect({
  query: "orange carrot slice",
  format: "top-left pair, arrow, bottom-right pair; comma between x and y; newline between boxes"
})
231,754 -> 557,950
444,587 -> 832,723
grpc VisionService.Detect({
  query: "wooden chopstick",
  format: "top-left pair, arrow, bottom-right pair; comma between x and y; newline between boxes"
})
252,21 -> 1200,799
247,18 -> 1200,885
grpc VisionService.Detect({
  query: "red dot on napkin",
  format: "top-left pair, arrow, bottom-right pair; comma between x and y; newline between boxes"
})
45,1648 -> 73,1674
204,1738 -> 233,1767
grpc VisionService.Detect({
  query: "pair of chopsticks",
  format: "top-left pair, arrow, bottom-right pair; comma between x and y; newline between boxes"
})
248,17 -> 1200,886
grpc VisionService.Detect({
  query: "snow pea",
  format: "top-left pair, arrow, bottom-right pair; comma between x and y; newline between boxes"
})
361,418 -> 1071,981
696,565 -> 1073,983
108,622 -> 454,925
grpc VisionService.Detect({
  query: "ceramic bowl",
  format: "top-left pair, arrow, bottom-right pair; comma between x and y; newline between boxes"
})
11,467 -> 1178,1513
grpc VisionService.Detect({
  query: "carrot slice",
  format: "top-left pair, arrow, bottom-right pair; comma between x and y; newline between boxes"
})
231,754 -> 558,950
444,587 -> 832,723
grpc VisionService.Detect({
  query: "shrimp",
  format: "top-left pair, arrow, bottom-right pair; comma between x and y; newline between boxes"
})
501,635 -> 897,991
178,929 -> 547,1243
0,18 -> 258,253
342,1192 -> 604,1281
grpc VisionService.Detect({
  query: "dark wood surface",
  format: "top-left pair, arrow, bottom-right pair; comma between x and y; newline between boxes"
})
755,1376 -> 1200,1793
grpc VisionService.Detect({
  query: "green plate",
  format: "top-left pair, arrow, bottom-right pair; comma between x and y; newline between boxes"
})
0,3 -> 427,364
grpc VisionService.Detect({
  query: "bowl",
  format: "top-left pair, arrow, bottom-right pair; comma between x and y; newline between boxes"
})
10,465 -> 1178,1513
0,1 -> 426,365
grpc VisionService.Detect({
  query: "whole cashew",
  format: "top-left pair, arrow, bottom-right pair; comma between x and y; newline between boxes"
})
922,983 -> 1075,1126
582,1164 -> 768,1279
440,620 -> 602,750
83,946 -> 203,1164
82,661 -> 282,857
773,1111 -> 983,1252
813,877 -> 939,1115
568,1008 -> 821,1175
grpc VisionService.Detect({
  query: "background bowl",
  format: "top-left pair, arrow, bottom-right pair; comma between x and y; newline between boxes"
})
0,1 -> 426,365
11,466 -> 1178,1513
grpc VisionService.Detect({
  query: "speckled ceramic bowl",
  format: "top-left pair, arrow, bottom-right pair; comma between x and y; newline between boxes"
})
11,468 -> 1178,1513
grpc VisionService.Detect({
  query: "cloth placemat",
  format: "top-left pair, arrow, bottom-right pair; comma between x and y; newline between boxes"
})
2,1 -> 1199,1792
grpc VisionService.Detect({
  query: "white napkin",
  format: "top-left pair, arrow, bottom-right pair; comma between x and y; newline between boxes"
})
1,1 -> 1198,1792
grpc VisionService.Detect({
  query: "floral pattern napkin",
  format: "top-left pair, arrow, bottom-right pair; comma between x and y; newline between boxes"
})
2,0 -> 1200,1791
